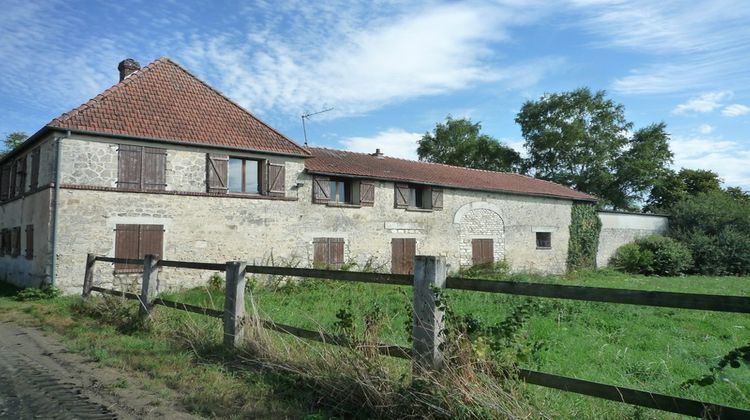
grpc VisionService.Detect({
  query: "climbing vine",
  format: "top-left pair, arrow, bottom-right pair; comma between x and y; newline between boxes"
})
567,203 -> 602,271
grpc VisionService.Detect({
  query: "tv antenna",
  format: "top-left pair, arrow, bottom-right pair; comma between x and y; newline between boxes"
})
301,107 -> 333,146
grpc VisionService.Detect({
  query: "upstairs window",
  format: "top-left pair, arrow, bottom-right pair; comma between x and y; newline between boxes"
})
228,158 -> 261,194
536,232 -> 552,249
329,178 -> 352,203
117,145 -> 166,191
395,184 -> 443,210
313,176 -> 374,207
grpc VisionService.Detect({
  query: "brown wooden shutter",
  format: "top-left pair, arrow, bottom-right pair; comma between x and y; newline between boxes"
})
11,227 -> 21,257
359,180 -> 375,206
0,165 -> 9,201
0,229 -> 5,256
394,183 -> 409,208
431,187 -> 443,210
143,147 -> 166,191
391,238 -> 416,274
118,145 -> 142,191
313,176 -> 330,204
472,239 -> 494,265
141,224 -> 164,259
206,154 -> 229,193
329,238 -> 345,268
313,238 -> 329,268
115,224 -> 141,272
25,225 -> 33,260
9,161 -> 17,198
30,148 -> 40,190
16,157 -> 26,196
267,163 -> 285,196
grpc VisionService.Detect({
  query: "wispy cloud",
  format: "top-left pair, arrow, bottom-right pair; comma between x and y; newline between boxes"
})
339,128 -> 422,160
698,124 -> 714,135
722,104 -> 750,117
671,136 -> 750,188
673,91 -> 732,114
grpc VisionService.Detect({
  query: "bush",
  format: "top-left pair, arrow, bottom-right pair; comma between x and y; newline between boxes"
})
610,235 -> 692,276
669,191 -> 750,275
15,286 -> 61,301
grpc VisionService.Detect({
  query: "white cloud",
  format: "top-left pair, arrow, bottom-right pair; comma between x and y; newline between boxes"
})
670,136 -> 750,188
673,91 -> 732,114
339,128 -> 422,160
722,104 -> 750,117
698,124 -> 714,134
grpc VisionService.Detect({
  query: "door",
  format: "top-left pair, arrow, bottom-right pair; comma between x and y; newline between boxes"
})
391,238 -> 416,274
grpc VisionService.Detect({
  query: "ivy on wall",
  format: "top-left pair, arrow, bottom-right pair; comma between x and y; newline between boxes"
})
567,203 -> 602,271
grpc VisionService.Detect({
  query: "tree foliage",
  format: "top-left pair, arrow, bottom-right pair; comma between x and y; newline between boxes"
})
417,116 -> 522,172
644,168 -> 723,212
515,88 -> 673,210
1,132 -> 27,157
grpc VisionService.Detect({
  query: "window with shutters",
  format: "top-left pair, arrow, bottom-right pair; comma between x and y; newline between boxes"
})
15,157 -> 26,196
0,165 -> 9,201
471,239 -> 494,266
313,238 -> 345,268
391,238 -> 416,274
8,161 -> 17,198
312,176 -> 374,207
114,224 -> 164,273
228,158 -> 261,193
10,227 -> 21,257
0,229 -> 7,256
394,184 -> 443,211
117,145 -> 166,191
536,232 -> 552,249
25,225 -> 33,260
30,148 -> 40,191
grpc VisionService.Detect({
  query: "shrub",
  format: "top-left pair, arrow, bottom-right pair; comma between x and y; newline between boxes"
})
669,191 -> 750,275
15,286 -> 61,301
610,235 -> 692,276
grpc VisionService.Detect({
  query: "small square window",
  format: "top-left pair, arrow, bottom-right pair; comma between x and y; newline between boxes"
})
536,232 -> 552,249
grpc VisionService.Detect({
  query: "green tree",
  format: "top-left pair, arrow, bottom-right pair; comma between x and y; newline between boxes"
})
515,88 -> 673,210
417,116 -> 522,172
1,132 -> 27,157
645,168 -> 723,212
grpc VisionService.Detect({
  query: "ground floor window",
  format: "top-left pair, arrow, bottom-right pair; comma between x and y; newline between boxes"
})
391,238 -> 416,275
25,225 -> 33,260
536,232 -> 552,249
115,224 -> 164,273
313,237 -> 345,268
471,239 -> 494,266
10,227 -> 20,257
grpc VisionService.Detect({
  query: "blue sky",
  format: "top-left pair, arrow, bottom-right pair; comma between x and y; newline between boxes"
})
2,0 -> 749,188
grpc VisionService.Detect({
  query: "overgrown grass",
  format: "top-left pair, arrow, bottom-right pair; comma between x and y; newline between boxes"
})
164,269 -> 750,418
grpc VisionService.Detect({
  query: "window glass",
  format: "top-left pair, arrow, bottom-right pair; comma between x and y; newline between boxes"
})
329,179 -> 349,203
536,232 -> 552,249
245,160 -> 259,193
408,186 -> 426,208
228,158 -> 243,192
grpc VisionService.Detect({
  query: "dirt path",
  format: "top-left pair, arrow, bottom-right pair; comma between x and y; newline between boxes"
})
0,320 -> 201,419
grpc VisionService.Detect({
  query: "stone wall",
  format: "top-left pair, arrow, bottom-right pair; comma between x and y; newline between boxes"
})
0,189 -> 52,288
596,211 -> 669,268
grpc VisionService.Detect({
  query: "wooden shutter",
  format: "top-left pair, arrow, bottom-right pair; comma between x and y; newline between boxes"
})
9,161 -> 16,198
394,184 -> 409,208
143,147 -> 166,191
267,163 -> 286,196
11,227 -> 21,257
141,224 -> 164,259
0,165 -> 9,201
472,239 -> 493,265
30,148 -> 40,190
0,229 -> 5,256
391,238 -> 416,274
115,224 -> 141,272
206,154 -> 229,193
313,238 -> 329,268
118,145 -> 142,191
16,157 -> 26,196
329,238 -> 345,268
431,187 -> 443,210
25,225 -> 33,260
313,176 -> 330,204
359,180 -> 375,206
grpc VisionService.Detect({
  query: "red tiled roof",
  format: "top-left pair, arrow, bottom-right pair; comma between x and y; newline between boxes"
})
305,147 -> 597,201
48,58 -> 309,156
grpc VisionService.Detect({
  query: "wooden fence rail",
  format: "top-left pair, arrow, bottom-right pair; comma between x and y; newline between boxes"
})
82,253 -> 750,419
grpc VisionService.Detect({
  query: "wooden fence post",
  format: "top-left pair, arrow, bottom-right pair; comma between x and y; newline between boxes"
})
411,255 -> 446,374
139,254 -> 159,319
224,261 -> 247,349
82,253 -> 96,297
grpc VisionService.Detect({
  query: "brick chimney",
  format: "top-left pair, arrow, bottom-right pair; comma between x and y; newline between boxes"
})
117,58 -> 141,81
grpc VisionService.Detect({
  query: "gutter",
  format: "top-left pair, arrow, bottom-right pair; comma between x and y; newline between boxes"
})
48,131 -> 69,287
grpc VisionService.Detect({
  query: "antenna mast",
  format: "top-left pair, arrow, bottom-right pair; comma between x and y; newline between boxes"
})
301,107 -> 333,146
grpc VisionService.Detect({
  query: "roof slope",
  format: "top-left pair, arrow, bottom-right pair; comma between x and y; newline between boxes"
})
305,147 -> 596,201
48,58 -> 308,156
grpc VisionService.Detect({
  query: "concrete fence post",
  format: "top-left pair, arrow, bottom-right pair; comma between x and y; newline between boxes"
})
138,254 -> 159,319
224,261 -> 247,349
82,253 -> 96,297
411,255 -> 447,375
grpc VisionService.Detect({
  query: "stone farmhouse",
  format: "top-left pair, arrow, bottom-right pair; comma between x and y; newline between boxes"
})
0,58 -> 667,293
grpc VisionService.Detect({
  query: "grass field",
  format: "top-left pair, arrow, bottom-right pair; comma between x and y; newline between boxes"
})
2,269 -> 749,418
163,269 -> 750,418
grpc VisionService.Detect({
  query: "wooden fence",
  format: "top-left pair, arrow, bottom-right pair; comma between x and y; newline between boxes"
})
83,253 -> 750,419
